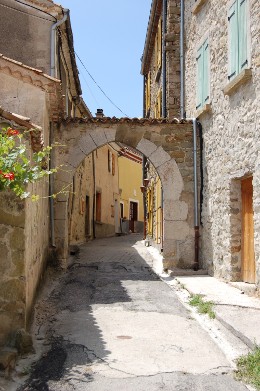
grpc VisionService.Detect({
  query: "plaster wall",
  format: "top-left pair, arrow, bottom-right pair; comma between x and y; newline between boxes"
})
184,0 -> 260,289
0,0 -> 54,73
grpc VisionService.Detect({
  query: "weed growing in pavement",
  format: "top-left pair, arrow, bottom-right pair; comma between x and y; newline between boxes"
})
235,345 -> 260,390
189,294 -> 215,319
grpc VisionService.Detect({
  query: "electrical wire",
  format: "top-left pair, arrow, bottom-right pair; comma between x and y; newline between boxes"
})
75,52 -> 129,118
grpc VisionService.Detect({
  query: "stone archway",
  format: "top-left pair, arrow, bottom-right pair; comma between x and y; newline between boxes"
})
53,118 -> 196,270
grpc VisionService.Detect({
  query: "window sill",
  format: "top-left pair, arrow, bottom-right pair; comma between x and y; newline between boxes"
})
223,69 -> 252,96
193,0 -> 207,14
196,103 -> 211,118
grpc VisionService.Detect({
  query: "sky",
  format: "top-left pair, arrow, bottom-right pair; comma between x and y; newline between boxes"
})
58,0 -> 152,118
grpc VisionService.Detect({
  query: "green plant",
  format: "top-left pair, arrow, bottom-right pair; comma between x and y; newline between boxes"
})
235,346 -> 260,390
189,294 -> 215,319
0,126 -> 56,199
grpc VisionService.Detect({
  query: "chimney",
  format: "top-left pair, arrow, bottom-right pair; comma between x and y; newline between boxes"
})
95,108 -> 104,118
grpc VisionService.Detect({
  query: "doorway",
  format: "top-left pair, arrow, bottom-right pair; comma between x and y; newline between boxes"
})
241,177 -> 256,283
85,196 -> 90,238
129,201 -> 138,233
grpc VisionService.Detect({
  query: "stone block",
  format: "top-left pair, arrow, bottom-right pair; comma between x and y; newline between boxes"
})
10,227 -> 25,251
78,134 -> 97,155
164,220 -> 190,240
65,146 -> 86,169
136,138 -> 158,157
15,329 -> 34,354
149,146 -> 171,168
0,279 -> 25,302
105,127 -> 116,143
164,200 -> 188,221
56,164 -> 75,184
157,159 -> 184,201
90,128 -> 108,148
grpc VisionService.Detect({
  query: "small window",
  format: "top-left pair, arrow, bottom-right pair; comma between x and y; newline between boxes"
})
228,0 -> 248,81
154,89 -> 162,118
196,39 -> 209,110
145,72 -> 151,115
112,154 -> 115,176
96,192 -> 101,222
108,150 -> 111,172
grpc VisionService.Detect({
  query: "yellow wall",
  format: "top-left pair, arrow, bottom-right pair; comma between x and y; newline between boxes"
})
118,156 -> 144,222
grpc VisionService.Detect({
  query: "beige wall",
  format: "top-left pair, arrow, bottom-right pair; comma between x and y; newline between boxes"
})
0,74 -> 51,345
184,0 -> 260,288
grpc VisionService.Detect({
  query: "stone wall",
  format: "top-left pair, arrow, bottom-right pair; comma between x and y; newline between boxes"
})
184,0 -> 260,289
53,119 -> 197,270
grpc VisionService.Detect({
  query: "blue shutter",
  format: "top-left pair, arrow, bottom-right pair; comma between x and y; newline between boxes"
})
196,45 -> 203,109
239,0 -> 248,71
203,40 -> 209,104
228,1 -> 238,81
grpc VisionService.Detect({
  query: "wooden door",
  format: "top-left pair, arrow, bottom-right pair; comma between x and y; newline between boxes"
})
241,177 -> 256,283
129,202 -> 138,233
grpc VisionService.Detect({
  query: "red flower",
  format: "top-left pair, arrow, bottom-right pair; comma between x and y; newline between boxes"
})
7,128 -> 19,136
3,172 -> 15,180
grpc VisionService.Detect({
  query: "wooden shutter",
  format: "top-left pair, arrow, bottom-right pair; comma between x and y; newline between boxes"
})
112,154 -> 115,176
228,1 -> 238,80
196,45 -> 203,109
239,0 -> 248,71
203,40 -> 209,104
146,72 -> 151,114
157,17 -> 162,69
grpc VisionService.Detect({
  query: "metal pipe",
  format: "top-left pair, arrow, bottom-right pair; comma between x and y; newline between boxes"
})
192,118 -> 199,270
51,9 -> 69,77
92,152 -> 96,239
162,0 -> 167,118
180,0 -> 185,118
49,123 -> 55,247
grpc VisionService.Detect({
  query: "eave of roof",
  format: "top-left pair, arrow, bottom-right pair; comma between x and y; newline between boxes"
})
141,0 -> 162,75
62,117 -> 193,125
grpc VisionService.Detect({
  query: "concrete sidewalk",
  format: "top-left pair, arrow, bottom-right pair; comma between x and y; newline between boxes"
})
173,275 -> 260,350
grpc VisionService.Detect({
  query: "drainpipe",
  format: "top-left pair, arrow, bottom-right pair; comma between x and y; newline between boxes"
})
180,0 -> 199,269
51,9 -> 69,78
192,118 -> 199,271
49,10 -> 69,247
92,152 -> 96,239
49,123 -> 55,247
162,0 -> 167,118
180,0 -> 185,118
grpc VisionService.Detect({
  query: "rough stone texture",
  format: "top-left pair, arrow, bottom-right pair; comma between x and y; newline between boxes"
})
54,120 -> 196,270
184,0 -> 260,290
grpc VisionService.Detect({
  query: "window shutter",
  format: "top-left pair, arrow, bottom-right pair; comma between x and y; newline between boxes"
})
196,45 -> 203,109
228,1 -> 238,81
157,17 -> 162,69
203,40 -> 209,104
239,0 -> 248,71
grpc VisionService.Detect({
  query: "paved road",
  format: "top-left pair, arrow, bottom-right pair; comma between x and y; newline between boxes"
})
17,234 -> 247,390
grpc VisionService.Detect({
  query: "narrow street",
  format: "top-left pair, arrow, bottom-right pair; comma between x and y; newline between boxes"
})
17,234 -> 247,391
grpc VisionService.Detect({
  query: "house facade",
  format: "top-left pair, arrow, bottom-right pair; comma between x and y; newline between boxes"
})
184,0 -> 260,290
142,0 -> 259,292
0,0 -> 91,348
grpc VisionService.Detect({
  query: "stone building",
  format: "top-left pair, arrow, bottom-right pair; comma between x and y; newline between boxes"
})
184,0 -> 260,290
0,0 -> 91,348
142,0 -> 259,292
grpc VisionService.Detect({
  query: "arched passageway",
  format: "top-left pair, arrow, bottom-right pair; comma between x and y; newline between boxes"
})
53,117 -> 197,270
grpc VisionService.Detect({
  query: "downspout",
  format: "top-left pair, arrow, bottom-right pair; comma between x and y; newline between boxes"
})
180,0 -> 185,118
162,0 -> 167,118
92,152 -> 96,239
51,9 -> 69,78
180,0 -> 199,269
49,9 -> 69,248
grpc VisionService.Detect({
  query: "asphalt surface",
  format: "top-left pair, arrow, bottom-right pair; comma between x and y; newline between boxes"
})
15,234 -> 248,391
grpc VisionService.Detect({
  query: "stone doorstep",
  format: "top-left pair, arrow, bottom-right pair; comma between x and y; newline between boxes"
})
169,268 -> 208,276
229,281 -> 258,298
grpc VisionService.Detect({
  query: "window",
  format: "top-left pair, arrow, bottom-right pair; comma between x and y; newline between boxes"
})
112,154 -> 115,176
154,89 -> 162,118
108,150 -> 111,172
145,72 -> 151,116
196,39 -> 209,110
155,17 -> 162,71
96,192 -> 101,222
228,0 -> 248,81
